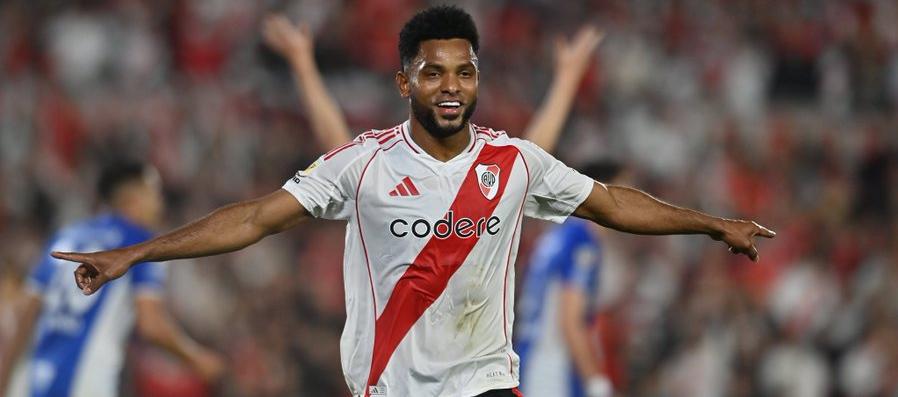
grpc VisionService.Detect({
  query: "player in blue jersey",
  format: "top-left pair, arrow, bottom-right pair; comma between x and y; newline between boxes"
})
517,161 -> 624,397
0,161 -> 223,397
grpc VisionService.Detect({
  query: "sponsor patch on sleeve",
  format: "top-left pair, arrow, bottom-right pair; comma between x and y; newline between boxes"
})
292,159 -> 322,183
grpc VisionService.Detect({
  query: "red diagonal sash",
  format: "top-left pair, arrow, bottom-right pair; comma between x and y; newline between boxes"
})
364,144 -> 519,394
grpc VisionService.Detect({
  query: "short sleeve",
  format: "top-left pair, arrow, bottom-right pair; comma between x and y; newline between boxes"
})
131,261 -> 167,296
515,139 -> 596,223
281,141 -> 374,221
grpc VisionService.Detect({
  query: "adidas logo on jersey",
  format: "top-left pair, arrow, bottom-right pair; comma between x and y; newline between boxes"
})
388,176 -> 420,197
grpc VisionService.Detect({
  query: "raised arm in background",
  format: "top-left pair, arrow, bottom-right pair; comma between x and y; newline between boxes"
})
263,14 -> 602,155
525,29 -> 607,396
263,15 -> 353,149
574,182 -> 775,260
523,26 -> 604,152
53,189 -> 309,295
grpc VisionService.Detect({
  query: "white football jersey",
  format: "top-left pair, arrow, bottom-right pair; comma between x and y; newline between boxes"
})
282,121 -> 595,397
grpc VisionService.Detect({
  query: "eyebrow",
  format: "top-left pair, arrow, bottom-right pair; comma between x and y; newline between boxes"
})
418,61 -> 477,71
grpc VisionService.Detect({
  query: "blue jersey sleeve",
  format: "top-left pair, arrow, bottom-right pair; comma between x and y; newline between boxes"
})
130,261 -> 167,295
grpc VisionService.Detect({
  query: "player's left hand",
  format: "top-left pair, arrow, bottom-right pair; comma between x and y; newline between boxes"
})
712,220 -> 776,261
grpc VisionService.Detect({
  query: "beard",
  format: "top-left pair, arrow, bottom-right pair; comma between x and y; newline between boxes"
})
411,95 -> 478,139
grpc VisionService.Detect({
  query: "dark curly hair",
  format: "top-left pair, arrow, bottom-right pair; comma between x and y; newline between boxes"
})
398,5 -> 480,70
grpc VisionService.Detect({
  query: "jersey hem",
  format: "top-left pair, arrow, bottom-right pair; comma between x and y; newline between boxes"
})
462,380 -> 520,397
348,380 -> 520,397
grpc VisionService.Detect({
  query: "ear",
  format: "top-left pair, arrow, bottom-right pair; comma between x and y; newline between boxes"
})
396,70 -> 411,98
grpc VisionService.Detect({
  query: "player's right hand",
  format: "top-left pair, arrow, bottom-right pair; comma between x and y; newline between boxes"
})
713,220 -> 776,261
51,249 -> 133,295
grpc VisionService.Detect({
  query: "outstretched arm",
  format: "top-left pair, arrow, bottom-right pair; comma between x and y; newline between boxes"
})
53,189 -> 309,295
0,293 -> 41,395
523,26 -> 604,153
263,15 -> 353,149
135,296 -> 224,382
573,182 -> 775,260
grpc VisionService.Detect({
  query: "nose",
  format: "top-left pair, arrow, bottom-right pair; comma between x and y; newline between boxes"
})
440,73 -> 460,95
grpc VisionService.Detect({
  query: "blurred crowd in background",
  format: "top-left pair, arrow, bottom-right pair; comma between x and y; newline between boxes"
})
1,0 -> 898,396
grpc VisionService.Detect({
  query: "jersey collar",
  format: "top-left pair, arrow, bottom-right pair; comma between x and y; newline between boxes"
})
401,120 -> 476,164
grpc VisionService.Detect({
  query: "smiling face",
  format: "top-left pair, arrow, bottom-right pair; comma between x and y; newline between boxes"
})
397,38 -> 479,139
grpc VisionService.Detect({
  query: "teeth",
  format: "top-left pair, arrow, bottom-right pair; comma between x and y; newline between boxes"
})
438,101 -> 461,107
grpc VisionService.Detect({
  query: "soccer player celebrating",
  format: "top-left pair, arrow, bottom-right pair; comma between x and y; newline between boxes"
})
51,6 -> 774,397
0,161 -> 223,397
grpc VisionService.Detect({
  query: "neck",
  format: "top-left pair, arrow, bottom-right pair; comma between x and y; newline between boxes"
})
112,203 -> 155,230
408,116 -> 471,162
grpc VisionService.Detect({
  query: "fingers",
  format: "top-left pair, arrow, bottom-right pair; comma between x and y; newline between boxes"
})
262,15 -> 293,48
59,251 -> 95,292
74,264 -> 99,295
265,15 -> 304,40
748,245 -> 759,262
83,273 -> 108,296
722,220 -> 773,261
74,265 -> 90,289
262,19 -> 277,44
73,262 -> 108,295
52,251 -> 90,263
727,244 -> 759,261
565,27 -> 603,53
263,14 -> 313,59
265,14 -> 291,32
57,250 -> 116,295
573,26 -> 597,42
573,25 -> 604,52
754,222 -> 777,238
557,25 -> 604,54
588,31 -> 606,51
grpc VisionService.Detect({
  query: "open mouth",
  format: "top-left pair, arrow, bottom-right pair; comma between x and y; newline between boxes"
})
435,101 -> 462,117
